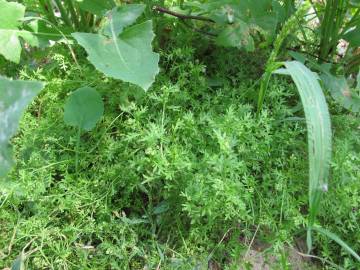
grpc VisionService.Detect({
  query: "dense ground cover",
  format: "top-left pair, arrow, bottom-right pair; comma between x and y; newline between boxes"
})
0,38 -> 359,269
0,1 -> 360,269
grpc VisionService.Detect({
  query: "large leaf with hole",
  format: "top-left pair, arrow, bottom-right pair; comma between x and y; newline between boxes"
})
321,73 -> 360,113
216,20 -> 254,51
72,6 -> 159,91
64,87 -> 104,131
0,0 -> 38,63
184,0 -> 278,51
0,77 -> 44,177
276,61 -> 332,252
101,4 -> 145,36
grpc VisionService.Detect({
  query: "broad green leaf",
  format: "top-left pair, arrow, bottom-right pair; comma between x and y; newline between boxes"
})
77,0 -> 115,16
0,0 -> 37,63
0,76 -> 44,177
64,87 -> 104,131
102,5 -> 145,37
0,0 -> 24,29
279,61 -> 332,252
72,21 -> 160,91
321,73 -> 360,113
191,0 -> 277,49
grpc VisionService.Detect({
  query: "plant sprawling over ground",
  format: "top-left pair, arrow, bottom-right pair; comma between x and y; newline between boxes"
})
0,0 -> 359,269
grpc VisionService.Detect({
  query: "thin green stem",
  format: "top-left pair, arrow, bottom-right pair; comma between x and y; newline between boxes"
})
75,127 -> 81,176
257,3 -> 310,115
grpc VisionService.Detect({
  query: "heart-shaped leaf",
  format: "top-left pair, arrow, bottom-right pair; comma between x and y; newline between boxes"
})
72,6 -> 159,91
64,87 -> 104,131
0,76 -> 44,177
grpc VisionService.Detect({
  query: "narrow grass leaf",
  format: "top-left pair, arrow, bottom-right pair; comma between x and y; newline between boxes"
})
278,61 -> 332,252
313,226 -> 360,262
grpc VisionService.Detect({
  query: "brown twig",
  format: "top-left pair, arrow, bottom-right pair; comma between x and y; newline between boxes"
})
180,20 -> 217,37
286,47 -> 339,64
153,6 -> 215,23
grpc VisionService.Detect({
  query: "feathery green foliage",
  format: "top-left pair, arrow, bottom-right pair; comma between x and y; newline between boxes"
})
0,0 -> 360,269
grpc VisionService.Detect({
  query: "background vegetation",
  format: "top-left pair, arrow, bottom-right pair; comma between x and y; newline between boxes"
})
0,0 -> 359,269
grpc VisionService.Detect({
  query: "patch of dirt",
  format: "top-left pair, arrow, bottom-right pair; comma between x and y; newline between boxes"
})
239,247 -> 310,270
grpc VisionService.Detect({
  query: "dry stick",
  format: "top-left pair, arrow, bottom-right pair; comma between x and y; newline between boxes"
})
296,251 -> 345,270
244,224 -> 260,259
206,227 -> 234,263
180,19 -> 217,37
153,6 -> 215,23
7,223 -> 18,256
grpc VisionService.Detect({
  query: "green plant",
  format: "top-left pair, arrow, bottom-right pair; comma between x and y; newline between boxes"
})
1,1 -> 360,269
256,4 -> 360,263
154,0 -> 295,51
257,2 -> 310,114
63,86 -> 104,173
309,0 -> 360,63
274,61 -> 332,253
0,0 -> 38,63
0,0 -> 160,176
38,0 -> 116,31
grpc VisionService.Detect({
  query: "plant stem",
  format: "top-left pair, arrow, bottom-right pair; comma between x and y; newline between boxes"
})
75,127 -> 81,176
257,3 -> 310,115
153,6 -> 215,23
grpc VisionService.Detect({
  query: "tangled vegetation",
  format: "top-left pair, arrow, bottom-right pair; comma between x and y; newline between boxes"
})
0,0 -> 359,269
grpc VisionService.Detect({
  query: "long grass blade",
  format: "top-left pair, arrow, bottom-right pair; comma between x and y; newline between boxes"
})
313,226 -> 360,262
276,61 -> 332,253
